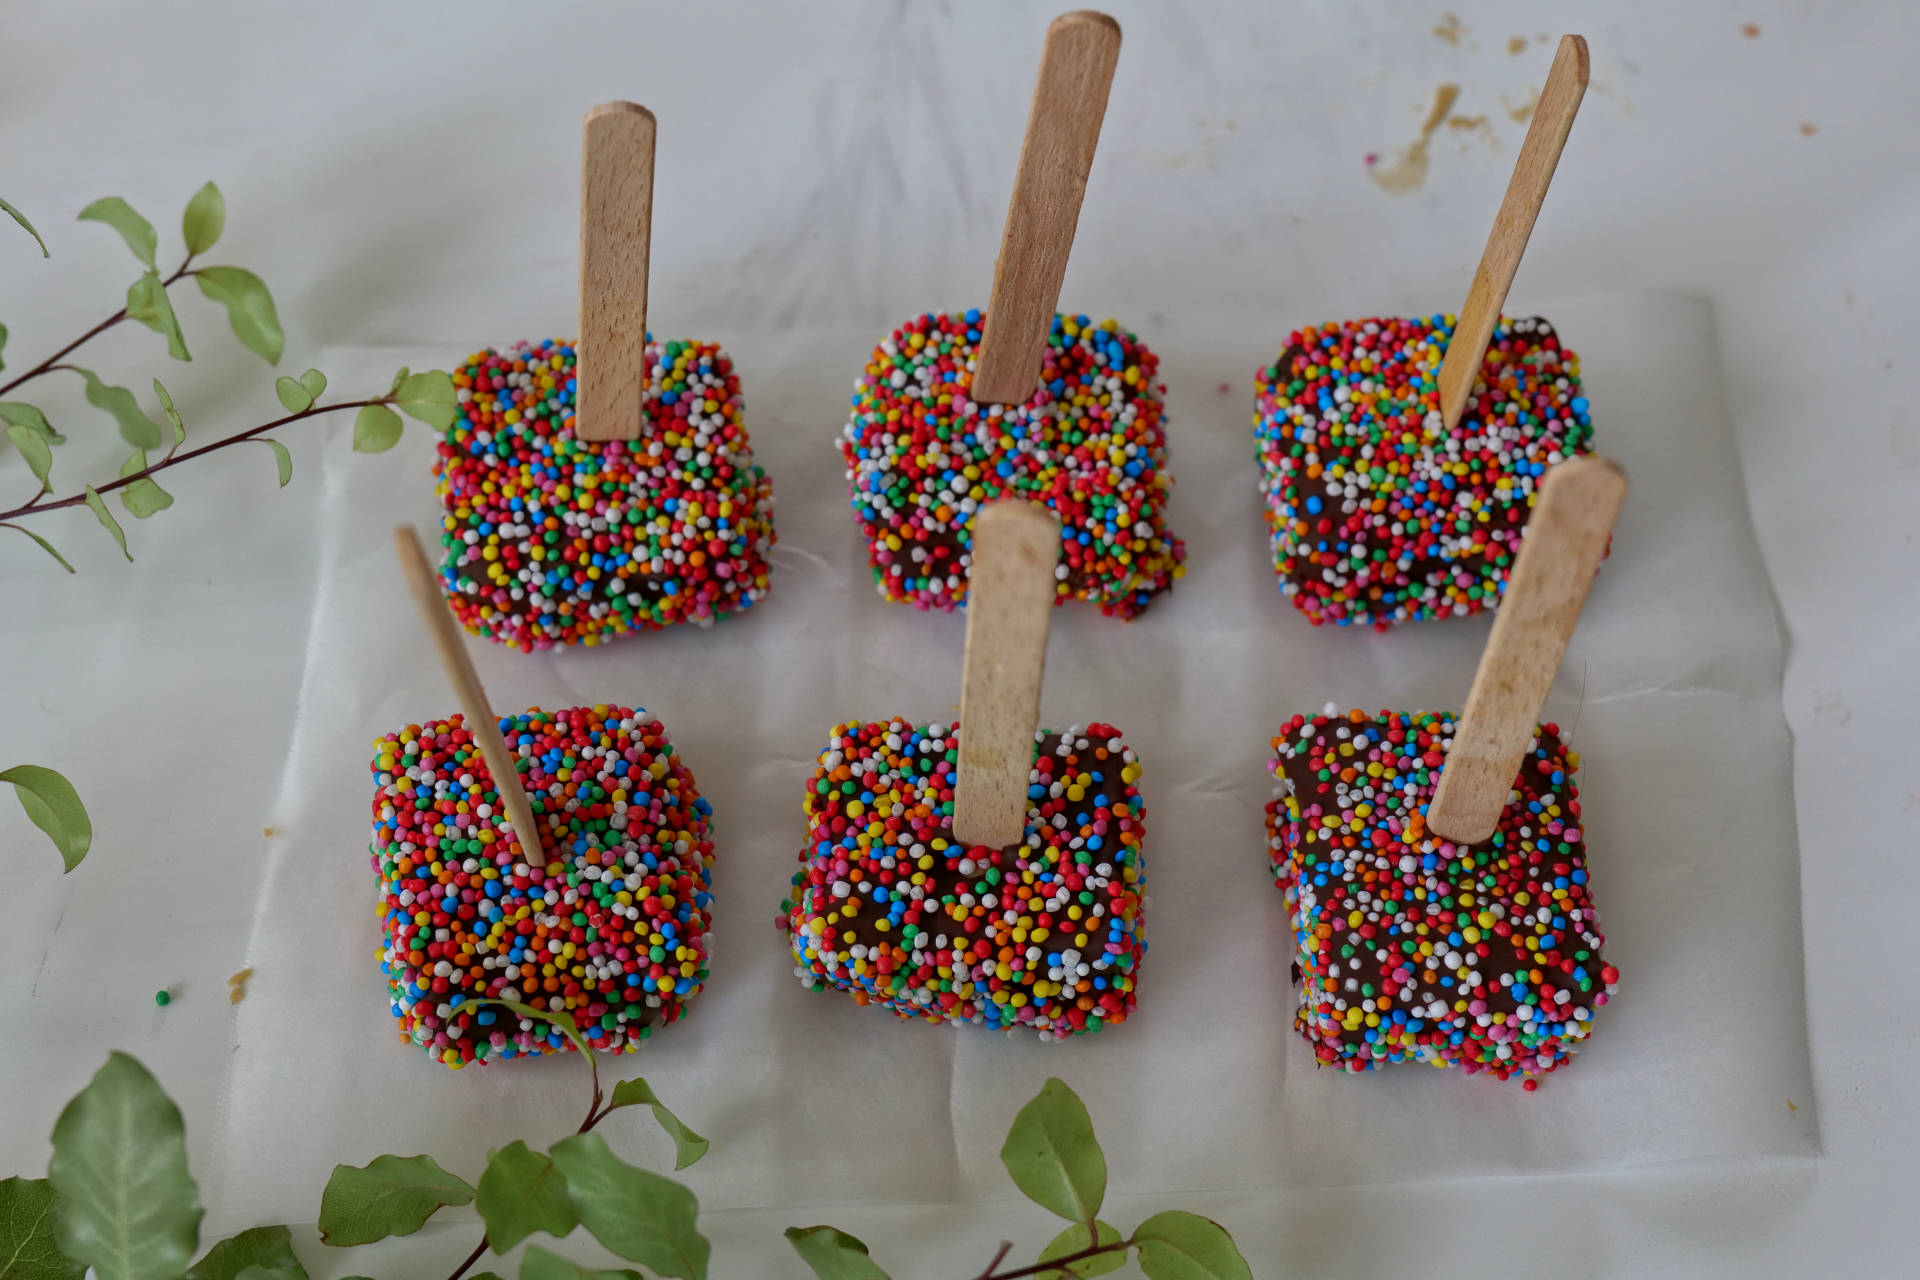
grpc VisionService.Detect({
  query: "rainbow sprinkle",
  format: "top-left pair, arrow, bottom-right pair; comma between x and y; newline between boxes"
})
842,312 -> 1185,619
370,704 -> 715,1068
436,338 -> 775,650
1266,707 -> 1617,1084
1254,315 -> 1593,629
785,720 -> 1146,1037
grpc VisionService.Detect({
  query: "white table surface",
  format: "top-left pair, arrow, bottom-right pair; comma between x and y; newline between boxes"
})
3,2 -> 1915,1276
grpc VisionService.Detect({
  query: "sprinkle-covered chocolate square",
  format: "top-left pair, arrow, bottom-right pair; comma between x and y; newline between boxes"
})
1266,708 -> 1618,1082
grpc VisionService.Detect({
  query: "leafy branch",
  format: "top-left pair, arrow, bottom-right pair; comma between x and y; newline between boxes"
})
1,183 -> 456,570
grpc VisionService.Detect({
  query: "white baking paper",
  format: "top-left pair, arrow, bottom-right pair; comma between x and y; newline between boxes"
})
209,293 -> 1814,1230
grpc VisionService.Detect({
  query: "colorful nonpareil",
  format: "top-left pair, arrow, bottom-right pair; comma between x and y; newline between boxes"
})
785,720 -> 1146,1038
370,704 -> 714,1067
1266,707 -> 1617,1084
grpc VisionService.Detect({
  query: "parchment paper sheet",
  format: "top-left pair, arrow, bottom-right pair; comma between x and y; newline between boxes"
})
212,293 -> 1814,1227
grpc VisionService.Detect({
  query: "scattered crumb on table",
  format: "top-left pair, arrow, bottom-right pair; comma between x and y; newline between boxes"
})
1800,122 -> 1818,136
1743,23 -> 1762,38
1787,1098 -> 1798,1111
1370,83 -> 1461,194
263,826 -> 276,837
1433,13 -> 1464,46
228,968 -> 254,1004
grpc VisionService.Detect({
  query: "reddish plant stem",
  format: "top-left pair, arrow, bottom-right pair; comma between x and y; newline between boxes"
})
975,1235 -> 1134,1280
0,397 -> 389,524
0,256 -> 197,398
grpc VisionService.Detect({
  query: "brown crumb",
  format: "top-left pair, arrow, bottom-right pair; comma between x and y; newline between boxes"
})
1742,23 -> 1762,38
1433,13 -> 1465,46
1503,89 -> 1541,123
263,826 -> 276,837
1787,1098 -> 1798,1111
1508,35 -> 1527,55
1800,121 -> 1818,136
227,968 -> 254,1004
1446,113 -> 1490,131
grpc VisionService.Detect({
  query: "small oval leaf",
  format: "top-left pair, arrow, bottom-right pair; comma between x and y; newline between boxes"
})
193,267 -> 282,364
999,1078 -> 1107,1223
1131,1211 -> 1251,1280
185,1224 -> 307,1280
548,1133 -> 708,1280
474,1140 -> 577,1255
315,1153 -> 474,1248
71,367 -> 160,448
126,272 -> 190,361
0,403 -> 61,445
152,380 -> 186,447
783,1226 -> 890,1280
274,377 -> 313,414
117,450 -> 173,519
605,1078 -> 710,1170
351,404 -> 403,454
2,197 -> 50,257
1036,1220 -> 1126,1278
6,424 -> 52,488
394,370 -> 458,430
181,183 -> 225,257
49,1052 -> 204,1280
297,368 -> 326,401
259,439 -> 293,488
1,764 -> 91,871
77,197 -> 157,269
3,523 -> 77,573
517,1245 -> 642,1280
0,1176 -> 85,1280
83,486 -> 131,561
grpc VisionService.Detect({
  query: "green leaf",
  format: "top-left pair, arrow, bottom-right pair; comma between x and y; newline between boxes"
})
1000,1078 -> 1107,1223
783,1226 -> 890,1280
185,1225 -> 307,1280
83,485 -> 131,561
1037,1220 -> 1126,1278
71,367 -> 160,448
351,403 -> 403,454
194,266 -> 282,364
394,370 -> 458,430
6,425 -> 51,489
48,1052 -> 204,1280
548,1133 -> 708,1280
181,183 -> 225,256
316,1154 -> 473,1248
126,272 -> 190,361
475,1141 -> 577,1255
117,451 -> 173,519
1131,1212 -> 1251,1280
0,404 -> 61,445
2,198 -> 50,257
231,1268 -> 304,1280
77,198 -> 156,269
605,1079 -> 710,1170
2,765 -> 90,870
152,380 -> 186,447
518,1246 -> 642,1280
388,366 -> 410,394
259,439 -> 292,487
274,377 -> 312,414
118,451 -> 174,518
2,524 -> 76,574
0,1176 -> 83,1280
298,368 -> 326,401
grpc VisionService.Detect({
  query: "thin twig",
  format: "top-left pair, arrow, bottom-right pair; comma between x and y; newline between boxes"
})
443,1236 -> 490,1280
974,1241 -> 1015,1279
0,255 -> 197,398
0,396 -> 388,525
974,1235 -> 1134,1280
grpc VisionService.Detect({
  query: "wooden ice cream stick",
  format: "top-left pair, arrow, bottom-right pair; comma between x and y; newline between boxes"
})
393,525 -> 544,861
575,101 -> 657,442
953,501 -> 1063,848
972,11 -> 1121,406
1425,455 -> 1627,845
1435,34 -> 1589,433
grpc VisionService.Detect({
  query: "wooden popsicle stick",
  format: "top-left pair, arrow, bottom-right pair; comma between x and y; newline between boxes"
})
392,526 -> 545,861
575,101 -> 657,442
1425,455 -> 1627,845
953,501 -> 1063,848
1435,34 -> 1589,432
972,11 -> 1122,406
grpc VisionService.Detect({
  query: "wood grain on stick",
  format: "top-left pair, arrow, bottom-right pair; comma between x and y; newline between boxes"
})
1436,34 -> 1588,432
1425,455 -> 1627,845
953,501 -> 1063,848
393,525 -> 545,861
576,101 -> 656,442
972,11 -> 1121,406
